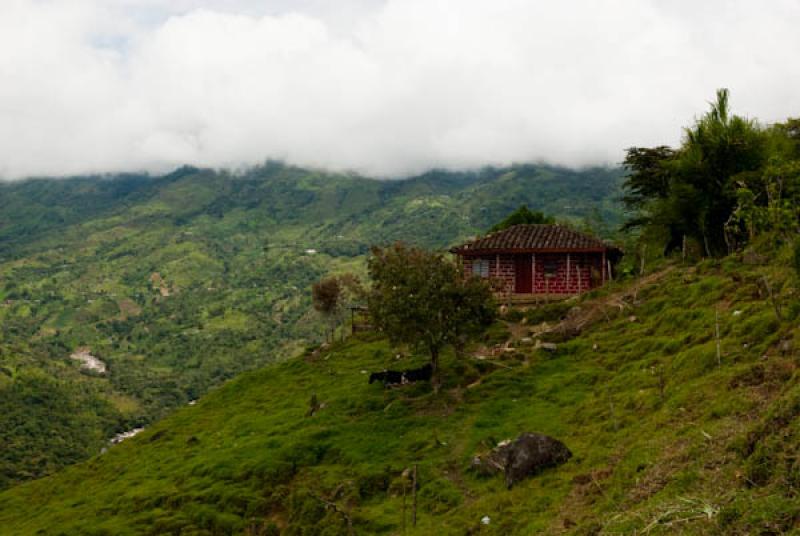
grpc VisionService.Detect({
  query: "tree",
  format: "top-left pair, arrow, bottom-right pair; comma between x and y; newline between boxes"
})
489,206 -> 554,233
621,89 -> 771,256
312,274 -> 365,342
367,243 -> 495,387
312,277 -> 341,317
621,146 -> 676,228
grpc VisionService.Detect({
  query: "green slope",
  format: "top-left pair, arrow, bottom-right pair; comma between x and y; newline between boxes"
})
2,245 -> 798,535
0,163 -> 623,490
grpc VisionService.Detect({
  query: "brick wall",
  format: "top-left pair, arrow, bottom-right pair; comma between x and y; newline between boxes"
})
465,252 -> 605,295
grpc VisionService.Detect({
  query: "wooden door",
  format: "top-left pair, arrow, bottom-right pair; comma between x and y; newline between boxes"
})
514,256 -> 532,293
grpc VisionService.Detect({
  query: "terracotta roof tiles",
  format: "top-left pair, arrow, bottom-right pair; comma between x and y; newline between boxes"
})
451,224 -> 620,255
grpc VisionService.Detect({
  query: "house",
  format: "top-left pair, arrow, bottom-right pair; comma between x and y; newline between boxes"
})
451,224 -> 622,300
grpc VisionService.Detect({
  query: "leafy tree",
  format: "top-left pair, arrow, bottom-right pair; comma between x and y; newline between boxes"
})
488,206 -> 554,233
621,146 -> 676,231
367,243 -> 495,387
312,276 -> 342,342
622,89 -> 771,256
312,274 -> 364,342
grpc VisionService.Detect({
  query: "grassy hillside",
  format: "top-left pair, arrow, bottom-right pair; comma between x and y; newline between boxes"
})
0,163 -> 623,489
2,240 -> 798,535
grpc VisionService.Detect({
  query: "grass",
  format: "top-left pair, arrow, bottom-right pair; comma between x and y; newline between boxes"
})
1,249 -> 799,534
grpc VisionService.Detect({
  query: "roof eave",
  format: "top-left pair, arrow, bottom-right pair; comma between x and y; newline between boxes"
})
453,247 -> 613,256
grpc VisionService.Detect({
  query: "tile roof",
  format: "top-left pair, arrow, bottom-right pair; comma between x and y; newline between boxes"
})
451,224 -> 620,255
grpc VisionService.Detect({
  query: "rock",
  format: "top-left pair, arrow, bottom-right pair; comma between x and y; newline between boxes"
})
481,516 -> 491,525
592,343 -> 599,351
520,337 -> 533,345
535,341 -> 558,352
472,432 -> 572,489
779,339 -> 792,355
628,315 -> 638,323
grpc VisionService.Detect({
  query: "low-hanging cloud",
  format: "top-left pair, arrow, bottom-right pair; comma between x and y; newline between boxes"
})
1,0 -> 799,179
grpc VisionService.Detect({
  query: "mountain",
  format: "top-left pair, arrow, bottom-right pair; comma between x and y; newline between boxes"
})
0,162 -> 624,490
1,243 -> 796,535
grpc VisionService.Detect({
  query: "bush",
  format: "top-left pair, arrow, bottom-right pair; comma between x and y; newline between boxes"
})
419,478 -> 462,514
525,301 -> 573,325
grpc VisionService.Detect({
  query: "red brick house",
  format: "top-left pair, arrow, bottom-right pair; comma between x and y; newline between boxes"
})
451,224 -> 622,300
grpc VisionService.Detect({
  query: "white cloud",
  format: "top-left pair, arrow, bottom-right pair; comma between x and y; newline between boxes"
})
1,0 -> 799,179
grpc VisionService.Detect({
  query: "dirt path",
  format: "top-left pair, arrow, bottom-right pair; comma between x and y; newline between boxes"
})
504,265 -> 678,345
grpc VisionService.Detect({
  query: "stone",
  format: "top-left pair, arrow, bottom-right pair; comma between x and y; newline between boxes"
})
472,432 -> 572,489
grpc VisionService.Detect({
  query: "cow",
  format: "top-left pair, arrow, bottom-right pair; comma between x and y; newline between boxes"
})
368,363 -> 432,387
402,363 -> 432,383
368,369 -> 404,386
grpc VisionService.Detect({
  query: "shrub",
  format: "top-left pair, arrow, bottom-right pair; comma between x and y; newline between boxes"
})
794,240 -> 800,278
419,478 -> 462,514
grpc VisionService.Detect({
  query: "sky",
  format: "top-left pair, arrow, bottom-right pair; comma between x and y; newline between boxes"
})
1,0 -> 799,180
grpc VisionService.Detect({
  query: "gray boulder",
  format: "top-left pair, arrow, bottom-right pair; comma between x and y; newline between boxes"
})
472,432 -> 572,488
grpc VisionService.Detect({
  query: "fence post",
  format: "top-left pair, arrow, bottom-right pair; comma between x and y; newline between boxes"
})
412,464 -> 418,528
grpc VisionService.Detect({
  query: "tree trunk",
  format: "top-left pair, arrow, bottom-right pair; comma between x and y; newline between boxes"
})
430,347 -> 440,392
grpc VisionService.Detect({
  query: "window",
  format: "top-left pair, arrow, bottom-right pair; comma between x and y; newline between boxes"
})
472,259 -> 490,278
543,259 -> 559,276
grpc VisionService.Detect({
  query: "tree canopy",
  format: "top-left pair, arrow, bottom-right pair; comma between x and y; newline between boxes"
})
488,206 -> 554,233
367,243 -> 495,385
622,89 -> 799,256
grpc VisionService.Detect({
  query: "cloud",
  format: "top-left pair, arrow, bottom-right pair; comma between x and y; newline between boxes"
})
1,0 -> 799,179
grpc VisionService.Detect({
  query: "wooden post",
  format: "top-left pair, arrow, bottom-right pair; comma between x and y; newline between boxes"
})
640,244 -> 646,276
761,275 -> 783,320
531,253 -> 535,296
607,259 -> 613,282
402,477 -> 407,533
682,234 -> 687,263
577,264 -> 582,293
601,250 -> 607,284
412,464 -> 418,527
495,254 -> 500,276
566,253 -> 571,295
715,307 -> 721,368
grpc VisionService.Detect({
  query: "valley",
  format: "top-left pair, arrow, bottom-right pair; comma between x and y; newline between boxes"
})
0,163 -> 623,490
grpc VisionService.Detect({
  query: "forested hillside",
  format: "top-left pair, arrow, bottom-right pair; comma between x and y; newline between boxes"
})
0,163 -> 623,489
1,243 -> 798,535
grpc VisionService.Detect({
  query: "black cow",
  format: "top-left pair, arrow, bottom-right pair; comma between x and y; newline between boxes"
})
402,364 -> 432,383
368,369 -> 404,386
369,363 -> 432,387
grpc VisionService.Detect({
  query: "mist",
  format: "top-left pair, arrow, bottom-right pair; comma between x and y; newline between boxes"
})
1,0 -> 799,180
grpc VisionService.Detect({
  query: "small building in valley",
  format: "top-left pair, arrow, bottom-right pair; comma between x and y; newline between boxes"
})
451,224 -> 622,301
